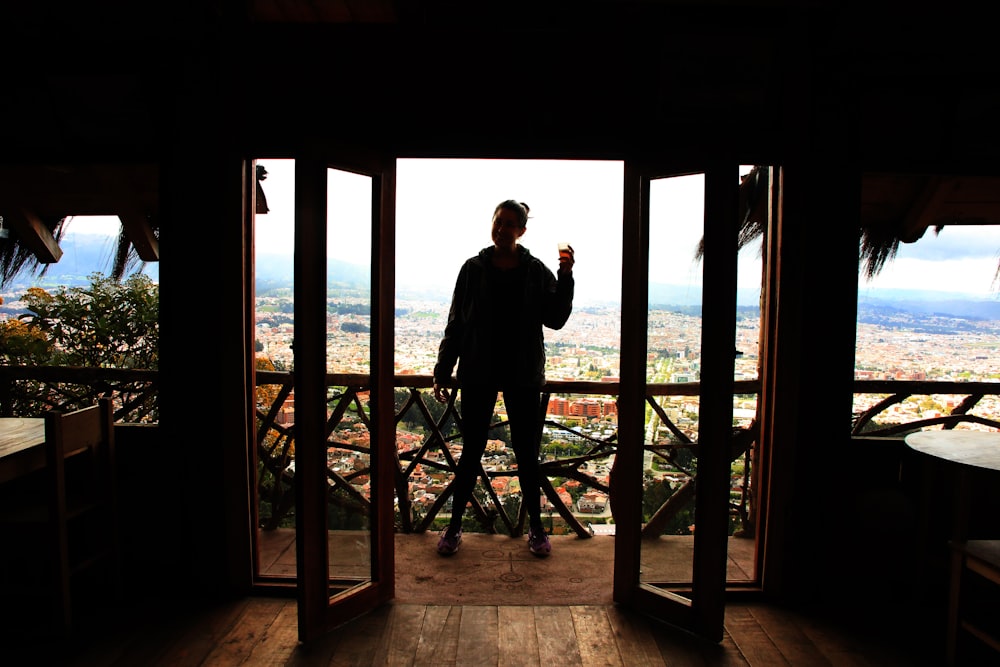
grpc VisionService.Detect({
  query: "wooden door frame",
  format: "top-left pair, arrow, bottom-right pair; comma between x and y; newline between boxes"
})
613,161 -> 739,641
294,153 -> 396,642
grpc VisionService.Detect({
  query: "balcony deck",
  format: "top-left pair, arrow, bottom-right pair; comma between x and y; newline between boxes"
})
258,530 -> 758,605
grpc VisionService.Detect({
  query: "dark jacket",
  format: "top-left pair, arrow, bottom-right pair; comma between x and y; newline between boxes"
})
433,245 -> 574,388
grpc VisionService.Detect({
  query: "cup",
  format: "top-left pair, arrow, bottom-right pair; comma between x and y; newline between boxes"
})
558,242 -> 572,260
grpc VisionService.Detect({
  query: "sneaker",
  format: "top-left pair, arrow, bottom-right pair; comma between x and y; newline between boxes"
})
437,527 -> 462,556
527,527 -> 551,557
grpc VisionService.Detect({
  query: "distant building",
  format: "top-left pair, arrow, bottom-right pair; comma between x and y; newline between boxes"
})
577,491 -> 608,513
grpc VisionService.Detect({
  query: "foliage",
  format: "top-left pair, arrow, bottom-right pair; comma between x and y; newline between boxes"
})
13,272 -> 159,369
255,356 -> 284,416
0,317 -> 53,365
643,476 -> 694,535
0,273 -> 159,418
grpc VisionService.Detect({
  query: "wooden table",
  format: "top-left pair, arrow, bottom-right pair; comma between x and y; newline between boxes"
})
906,431 -> 1000,663
0,417 -> 46,485
905,430 -> 1000,473
906,429 -> 1000,541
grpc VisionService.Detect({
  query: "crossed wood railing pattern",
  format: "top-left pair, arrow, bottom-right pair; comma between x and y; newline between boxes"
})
252,373 -> 1000,540
851,380 -> 1000,435
253,370 -> 764,539
1,366 -> 995,540
0,365 -> 158,423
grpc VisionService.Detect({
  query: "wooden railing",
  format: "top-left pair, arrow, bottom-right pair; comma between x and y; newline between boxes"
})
1,365 -> 995,542
253,373 -> 1000,541
852,380 -> 1000,435
0,365 -> 158,423
253,370 -> 763,539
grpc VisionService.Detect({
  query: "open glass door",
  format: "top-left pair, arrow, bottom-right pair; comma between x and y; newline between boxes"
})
294,154 -> 396,641
614,162 -> 739,641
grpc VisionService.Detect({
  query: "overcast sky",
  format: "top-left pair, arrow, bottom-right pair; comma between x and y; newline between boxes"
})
67,159 -> 1000,301
859,224 -> 1000,296
252,158 -> 765,304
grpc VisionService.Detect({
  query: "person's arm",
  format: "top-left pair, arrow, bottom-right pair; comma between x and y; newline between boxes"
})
542,259 -> 574,330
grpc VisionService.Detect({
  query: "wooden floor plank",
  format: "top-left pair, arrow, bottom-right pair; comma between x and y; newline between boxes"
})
33,595 -> 940,667
604,605 -> 667,666
456,605 -> 499,667
790,606 -> 929,667
437,605 -> 464,666
327,604 -> 393,667
724,605 -> 791,666
535,605 -> 583,666
243,601 -> 300,664
382,603 -> 427,666
200,597 -> 287,666
746,605 -> 832,666
413,605 -> 457,665
571,604 -> 624,666
142,597 -> 256,667
646,610 -> 744,667
498,605 -> 540,666
285,633 -> 339,667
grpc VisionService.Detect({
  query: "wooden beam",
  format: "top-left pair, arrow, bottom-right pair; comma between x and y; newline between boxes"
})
899,175 -> 1000,240
4,208 -> 63,263
899,175 -> 945,243
118,213 -> 159,262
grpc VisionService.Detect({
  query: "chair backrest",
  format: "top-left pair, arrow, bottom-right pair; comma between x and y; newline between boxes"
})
43,398 -> 118,599
0,398 -> 118,637
44,397 -> 116,511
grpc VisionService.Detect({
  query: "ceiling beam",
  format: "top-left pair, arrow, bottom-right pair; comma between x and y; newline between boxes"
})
118,212 -> 159,262
899,176 -> 945,243
4,208 -> 63,264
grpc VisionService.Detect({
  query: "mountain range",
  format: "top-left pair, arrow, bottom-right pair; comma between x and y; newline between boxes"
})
258,253 -> 1000,320
0,234 -> 1000,329
14,243 -> 995,325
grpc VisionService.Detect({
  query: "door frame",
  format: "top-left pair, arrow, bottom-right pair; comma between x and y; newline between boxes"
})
293,152 -> 397,642
613,161 -> 739,641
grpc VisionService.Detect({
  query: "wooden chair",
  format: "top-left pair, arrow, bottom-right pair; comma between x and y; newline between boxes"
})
947,539 -> 1000,666
0,397 -> 120,637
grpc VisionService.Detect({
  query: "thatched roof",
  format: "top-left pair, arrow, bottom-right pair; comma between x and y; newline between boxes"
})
709,167 -> 1000,283
0,163 -> 159,286
860,173 -> 1000,280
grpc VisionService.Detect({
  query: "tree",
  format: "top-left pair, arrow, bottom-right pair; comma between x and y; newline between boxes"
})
14,272 -> 158,369
0,272 -> 159,417
0,311 -> 53,365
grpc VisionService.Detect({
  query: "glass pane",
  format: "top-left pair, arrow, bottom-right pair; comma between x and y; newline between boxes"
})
251,162 -> 376,589
640,168 -> 761,592
325,167 -> 372,593
731,165 -> 765,582
641,173 -> 705,591
253,158 -> 297,581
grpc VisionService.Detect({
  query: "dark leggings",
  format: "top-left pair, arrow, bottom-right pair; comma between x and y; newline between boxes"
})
448,384 -> 544,531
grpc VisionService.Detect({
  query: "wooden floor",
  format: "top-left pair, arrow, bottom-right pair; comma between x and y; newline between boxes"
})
8,533 -> 945,665
18,595 -> 943,666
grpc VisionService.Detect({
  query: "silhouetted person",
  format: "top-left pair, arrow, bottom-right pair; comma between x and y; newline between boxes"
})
433,200 -> 575,557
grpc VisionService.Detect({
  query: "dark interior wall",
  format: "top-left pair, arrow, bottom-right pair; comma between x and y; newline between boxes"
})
236,10 -> 786,160
163,38 -> 253,597
115,425 -> 185,591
